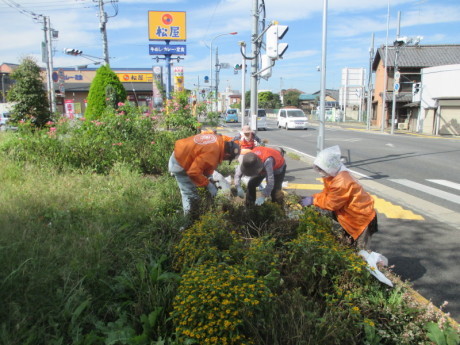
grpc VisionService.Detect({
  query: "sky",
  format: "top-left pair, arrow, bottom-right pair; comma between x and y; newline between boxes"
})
1,0 -> 460,95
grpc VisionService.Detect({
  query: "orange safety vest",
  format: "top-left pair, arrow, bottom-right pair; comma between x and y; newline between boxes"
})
313,171 -> 375,239
240,134 -> 256,150
251,146 -> 285,172
173,133 -> 225,187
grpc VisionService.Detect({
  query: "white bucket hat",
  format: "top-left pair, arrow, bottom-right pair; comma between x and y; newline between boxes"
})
313,145 -> 344,177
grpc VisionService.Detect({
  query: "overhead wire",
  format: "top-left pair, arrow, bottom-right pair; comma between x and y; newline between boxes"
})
0,0 -> 42,20
107,0 -> 118,18
0,0 -> 95,13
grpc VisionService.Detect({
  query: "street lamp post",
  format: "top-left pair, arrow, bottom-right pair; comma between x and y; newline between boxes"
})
239,41 -> 246,129
209,32 -> 237,112
317,0 -> 328,153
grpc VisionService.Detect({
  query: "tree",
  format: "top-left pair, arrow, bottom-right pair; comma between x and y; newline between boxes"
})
283,90 -> 302,107
258,91 -> 282,109
244,91 -> 282,109
7,57 -> 51,127
85,65 -> 127,120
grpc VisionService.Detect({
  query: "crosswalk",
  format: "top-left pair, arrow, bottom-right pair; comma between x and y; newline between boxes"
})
389,179 -> 460,205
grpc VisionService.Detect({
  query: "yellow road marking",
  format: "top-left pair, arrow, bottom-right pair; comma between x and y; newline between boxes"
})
286,183 -> 323,190
371,194 -> 424,220
284,182 -> 424,220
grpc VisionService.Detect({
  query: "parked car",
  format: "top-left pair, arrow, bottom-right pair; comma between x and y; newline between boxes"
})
244,109 -> 268,131
224,109 -> 239,123
0,111 -> 10,127
277,107 -> 309,130
0,102 -> 14,127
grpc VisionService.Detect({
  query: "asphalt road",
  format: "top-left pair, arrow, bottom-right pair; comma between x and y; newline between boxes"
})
259,119 -> 460,211
221,119 -> 460,321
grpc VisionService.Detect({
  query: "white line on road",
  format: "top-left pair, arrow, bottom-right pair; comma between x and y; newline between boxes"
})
427,179 -> 460,191
389,179 -> 460,205
270,144 -> 371,179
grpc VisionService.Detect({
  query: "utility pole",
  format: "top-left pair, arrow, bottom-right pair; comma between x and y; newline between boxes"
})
46,16 -> 56,113
367,33 -> 374,130
215,47 -> 220,112
97,0 -> 110,65
249,0 -> 259,131
381,0 -> 390,132
42,16 -> 56,114
42,17 -> 51,111
390,11 -> 401,135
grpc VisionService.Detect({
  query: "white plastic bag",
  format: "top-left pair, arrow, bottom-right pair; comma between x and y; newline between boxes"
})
358,250 -> 393,287
212,171 -> 231,192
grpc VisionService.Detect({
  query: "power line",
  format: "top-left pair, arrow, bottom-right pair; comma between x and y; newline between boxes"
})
0,0 -> 42,20
0,0 -> 94,13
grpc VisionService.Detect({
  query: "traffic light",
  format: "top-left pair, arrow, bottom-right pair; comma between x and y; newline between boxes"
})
260,55 -> 272,79
234,64 -> 242,70
64,48 -> 83,56
266,24 -> 289,60
412,82 -> 421,95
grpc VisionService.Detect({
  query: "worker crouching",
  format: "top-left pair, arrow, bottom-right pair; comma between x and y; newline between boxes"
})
300,145 -> 378,249
234,146 -> 286,206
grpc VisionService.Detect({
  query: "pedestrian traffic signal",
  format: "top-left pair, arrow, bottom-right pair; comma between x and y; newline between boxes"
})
64,48 -> 83,56
260,55 -> 272,79
266,24 -> 289,60
412,82 -> 421,95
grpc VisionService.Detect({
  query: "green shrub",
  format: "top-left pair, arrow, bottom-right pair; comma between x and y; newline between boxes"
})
85,64 -> 127,120
0,103 -> 195,174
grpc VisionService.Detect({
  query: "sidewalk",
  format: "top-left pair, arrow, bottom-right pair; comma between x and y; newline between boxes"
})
309,119 -> 460,138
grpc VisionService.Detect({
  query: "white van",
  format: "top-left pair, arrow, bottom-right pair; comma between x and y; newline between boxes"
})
245,109 -> 267,131
277,107 -> 309,130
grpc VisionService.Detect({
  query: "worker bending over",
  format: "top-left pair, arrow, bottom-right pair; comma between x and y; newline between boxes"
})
301,145 -> 377,249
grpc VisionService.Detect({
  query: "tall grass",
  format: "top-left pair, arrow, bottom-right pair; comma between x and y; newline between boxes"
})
0,155 -> 183,344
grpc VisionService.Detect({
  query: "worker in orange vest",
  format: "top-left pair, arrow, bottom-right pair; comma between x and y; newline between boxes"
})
168,132 -> 240,219
234,146 -> 286,206
232,125 -> 262,155
300,145 -> 377,249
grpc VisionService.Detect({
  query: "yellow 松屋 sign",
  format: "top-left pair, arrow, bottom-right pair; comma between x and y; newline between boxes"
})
117,73 -> 153,83
148,11 -> 186,41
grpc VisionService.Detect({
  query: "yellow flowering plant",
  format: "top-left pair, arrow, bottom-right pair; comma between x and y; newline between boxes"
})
172,262 -> 271,345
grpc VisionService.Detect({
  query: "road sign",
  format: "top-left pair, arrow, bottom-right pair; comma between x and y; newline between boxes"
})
394,82 -> 400,94
58,69 -> 65,81
220,63 -> 231,69
395,71 -> 400,80
149,44 -> 186,55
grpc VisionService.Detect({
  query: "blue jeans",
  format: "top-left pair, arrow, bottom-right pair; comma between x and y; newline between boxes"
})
168,153 -> 198,216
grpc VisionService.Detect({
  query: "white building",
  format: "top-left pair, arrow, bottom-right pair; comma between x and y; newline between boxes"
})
418,64 -> 460,135
339,67 -> 366,121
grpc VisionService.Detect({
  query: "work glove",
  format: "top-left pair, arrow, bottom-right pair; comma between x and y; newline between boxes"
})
255,196 -> 268,206
207,182 -> 218,197
300,196 -> 314,207
236,186 -> 245,198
